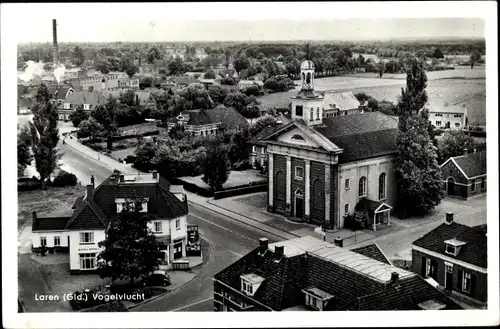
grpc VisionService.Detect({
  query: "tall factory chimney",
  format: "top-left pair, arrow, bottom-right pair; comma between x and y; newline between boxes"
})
52,19 -> 59,65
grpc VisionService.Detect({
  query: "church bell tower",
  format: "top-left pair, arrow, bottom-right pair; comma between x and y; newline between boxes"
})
290,60 -> 324,126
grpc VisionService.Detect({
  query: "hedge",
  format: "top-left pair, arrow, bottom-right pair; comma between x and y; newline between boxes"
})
111,130 -> 160,141
170,177 -> 214,197
52,170 -> 78,187
213,182 -> 267,200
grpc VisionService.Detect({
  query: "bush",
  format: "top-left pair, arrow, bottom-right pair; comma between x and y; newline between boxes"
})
344,211 -> 367,231
124,155 -> 137,164
51,170 -> 78,187
232,159 -> 251,171
18,176 -> 42,191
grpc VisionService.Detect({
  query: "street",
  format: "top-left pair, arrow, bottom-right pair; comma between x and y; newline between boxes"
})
57,137 -> 283,312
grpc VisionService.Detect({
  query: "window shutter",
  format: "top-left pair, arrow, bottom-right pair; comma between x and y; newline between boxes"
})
457,269 -> 463,291
470,274 -> 476,296
421,257 -> 427,276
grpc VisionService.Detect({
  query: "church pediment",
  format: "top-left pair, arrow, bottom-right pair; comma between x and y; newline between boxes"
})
263,122 -> 342,153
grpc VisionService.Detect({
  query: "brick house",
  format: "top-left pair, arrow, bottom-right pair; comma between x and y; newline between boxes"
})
441,149 -> 486,200
213,236 -> 462,311
262,61 -> 399,231
31,171 -> 189,274
411,213 -> 487,307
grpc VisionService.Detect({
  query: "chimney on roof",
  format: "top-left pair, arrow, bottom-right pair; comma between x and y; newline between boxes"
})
32,211 -> 39,226
334,237 -> 344,247
445,212 -> 454,225
86,183 -> 94,200
274,245 -> 284,258
259,238 -> 269,252
463,148 -> 468,155
390,272 -> 399,285
90,175 -> 95,188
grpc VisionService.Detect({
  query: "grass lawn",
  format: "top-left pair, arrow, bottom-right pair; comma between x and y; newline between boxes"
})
178,169 -> 267,190
18,185 -> 85,229
119,122 -> 165,136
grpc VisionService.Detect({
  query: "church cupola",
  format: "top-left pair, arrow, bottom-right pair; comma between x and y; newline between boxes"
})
300,60 -> 315,91
290,60 -> 324,126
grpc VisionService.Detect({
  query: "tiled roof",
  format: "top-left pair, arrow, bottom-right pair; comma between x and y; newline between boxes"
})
412,222 -> 487,269
322,91 -> 361,111
330,129 -> 399,163
250,124 -> 283,146
32,216 -> 70,231
349,275 -> 462,310
54,86 -> 73,100
214,236 -> 461,311
206,106 -> 250,130
64,90 -> 108,106
451,151 -> 486,178
427,101 -> 466,114
351,244 -> 392,265
314,112 -> 398,139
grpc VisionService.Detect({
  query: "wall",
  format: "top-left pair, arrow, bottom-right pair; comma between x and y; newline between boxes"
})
213,281 -> 267,312
338,155 -> 397,227
251,145 -> 266,168
291,98 -> 324,126
32,231 -> 68,248
430,112 -> 466,130
290,157 -> 305,218
412,249 -> 487,303
68,229 -> 106,272
272,154 -> 287,213
309,161 -> 326,225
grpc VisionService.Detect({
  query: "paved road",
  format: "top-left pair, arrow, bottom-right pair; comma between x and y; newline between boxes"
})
58,137 -> 283,312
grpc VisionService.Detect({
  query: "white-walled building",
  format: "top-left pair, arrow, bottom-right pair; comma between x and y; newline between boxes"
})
426,101 -> 468,130
31,171 -> 189,274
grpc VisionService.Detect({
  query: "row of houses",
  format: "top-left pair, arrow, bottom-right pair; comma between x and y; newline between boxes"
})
212,211 -> 487,311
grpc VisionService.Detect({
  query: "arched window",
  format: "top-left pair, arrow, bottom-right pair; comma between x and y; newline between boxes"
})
276,171 -> 286,200
291,134 -> 305,141
313,179 -> 322,208
378,173 -> 386,200
358,176 -> 367,197
306,72 -> 311,84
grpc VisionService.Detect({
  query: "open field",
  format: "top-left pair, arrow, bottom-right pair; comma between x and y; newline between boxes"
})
258,67 -> 486,125
344,66 -> 486,80
178,170 -> 267,190
17,185 -> 85,228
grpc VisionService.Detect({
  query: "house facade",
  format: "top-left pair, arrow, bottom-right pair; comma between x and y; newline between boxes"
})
441,150 -> 486,200
427,101 -> 468,130
262,60 -> 398,231
411,213 -> 487,307
67,72 -> 140,93
213,236 -> 462,311
31,171 -> 189,274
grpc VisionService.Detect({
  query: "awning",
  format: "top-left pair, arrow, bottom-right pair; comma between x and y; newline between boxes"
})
355,198 -> 393,214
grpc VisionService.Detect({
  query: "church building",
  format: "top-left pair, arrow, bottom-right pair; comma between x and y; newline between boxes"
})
263,60 -> 399,231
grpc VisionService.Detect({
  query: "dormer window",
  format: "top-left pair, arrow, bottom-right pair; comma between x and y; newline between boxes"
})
240,273 -> 265,297
115,198 -> 149,213
303,287 -> 334,311
444,239 -> 466,256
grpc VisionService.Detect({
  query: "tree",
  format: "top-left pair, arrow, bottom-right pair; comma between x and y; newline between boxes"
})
208,85 -> 228,105
79,118 -> 104,142
73,46 -> 85,67
202,142 -> 230,191
470,51 -> 481,69
98,199 -> 166,285
168,123 -> 188,140
204,69 -> 216,79
233,56 -> 250,75
120,55 -> 138,78
68,107 -> 89,127
249,115 -> 279,135
29,84 -> 60,189
147,47 -> 162,64
224,91 -> 258,116
395,59 -> 444,218
438,130 -> 475,164
168,57 -> 186,75
18,137 -> 32,176
173,83 -> 214,112
432,47 -> 444,59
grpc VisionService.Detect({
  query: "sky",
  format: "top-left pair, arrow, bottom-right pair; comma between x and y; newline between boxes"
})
2,3 -> 487,43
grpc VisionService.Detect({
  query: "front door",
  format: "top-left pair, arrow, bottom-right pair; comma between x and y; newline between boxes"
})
430,259 -> 439,280
447,178 -> 455,196
445,265 -> 453,290
173,240 -> 183,260
294,190 -> 304,218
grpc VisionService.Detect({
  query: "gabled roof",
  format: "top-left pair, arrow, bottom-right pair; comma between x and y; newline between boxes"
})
32,216 -> 70,231
206,106 -> 250,130
250,124 -> 284,146
412,222 -> 487,269
314,112 -> 398,139
322,91 -> 361,111
64,90 -> 108,106
54,86 -> 74,100
214,236 -> 461,311
349,275 -> 462,310
442,151 -> 486,179
426,101 -> 467,114
330,129 -> 399,163
351,243 -> 393,265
